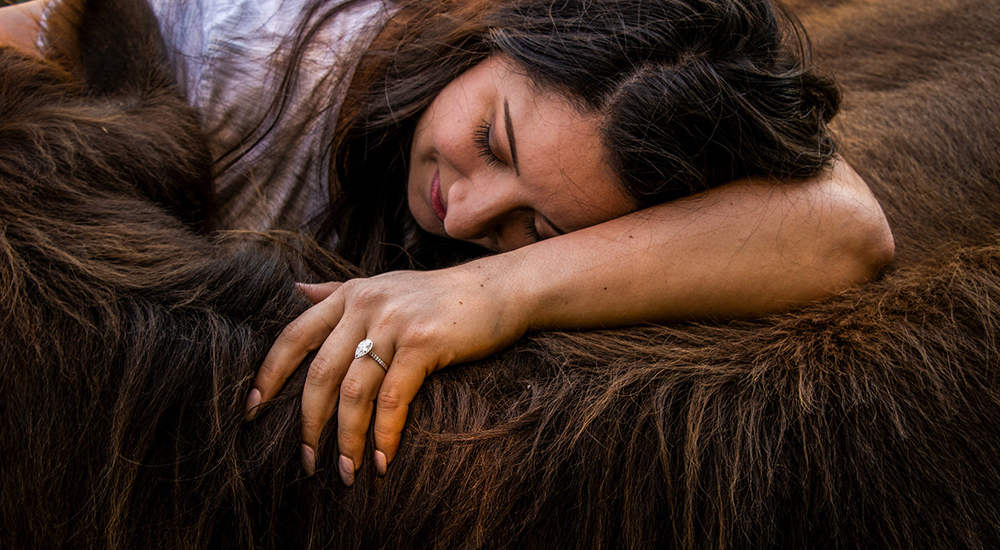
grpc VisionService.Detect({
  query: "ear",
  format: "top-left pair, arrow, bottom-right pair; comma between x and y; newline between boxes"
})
43,0 -> 173,98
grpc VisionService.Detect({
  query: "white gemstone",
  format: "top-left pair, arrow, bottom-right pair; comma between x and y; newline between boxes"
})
355,339 -> 373,358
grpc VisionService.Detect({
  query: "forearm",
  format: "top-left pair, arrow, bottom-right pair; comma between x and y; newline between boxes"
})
473,159 -> 894,330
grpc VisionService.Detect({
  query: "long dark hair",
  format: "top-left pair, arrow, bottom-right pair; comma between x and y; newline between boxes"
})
319,0 -> 840,272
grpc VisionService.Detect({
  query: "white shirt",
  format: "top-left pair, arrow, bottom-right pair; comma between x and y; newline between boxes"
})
45,0 -> 392,233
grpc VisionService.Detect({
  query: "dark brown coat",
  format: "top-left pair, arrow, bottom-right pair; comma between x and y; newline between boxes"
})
1,0 -> 999,548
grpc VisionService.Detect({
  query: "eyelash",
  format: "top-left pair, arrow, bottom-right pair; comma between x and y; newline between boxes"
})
521,213 -> 541,242
474,120 -> 503,168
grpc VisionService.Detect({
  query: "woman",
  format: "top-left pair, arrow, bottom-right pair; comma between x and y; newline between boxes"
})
2,0 -> 894,487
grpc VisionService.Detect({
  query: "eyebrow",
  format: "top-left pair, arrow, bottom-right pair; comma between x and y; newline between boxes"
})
503,99 -> 566,237
503,99 -> 520,177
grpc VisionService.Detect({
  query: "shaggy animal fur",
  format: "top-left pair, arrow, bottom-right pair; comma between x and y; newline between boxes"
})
2,0 -> 1000,548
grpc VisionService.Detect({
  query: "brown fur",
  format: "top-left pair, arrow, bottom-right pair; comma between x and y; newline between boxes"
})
2,0 -> 1000,548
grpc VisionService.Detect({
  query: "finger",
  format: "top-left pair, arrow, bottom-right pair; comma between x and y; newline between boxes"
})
336,338 -> 393,487
297,281 -> 342,305
371,347 -> 429,477
248,293 -> 345,418
299,324 -> 367,475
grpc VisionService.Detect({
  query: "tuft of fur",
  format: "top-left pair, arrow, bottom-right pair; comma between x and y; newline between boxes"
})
1,0 -> 999,548
0,0 -> 309,546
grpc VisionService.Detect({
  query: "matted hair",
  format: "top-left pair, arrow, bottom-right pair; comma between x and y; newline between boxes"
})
5,0 -> 1000,547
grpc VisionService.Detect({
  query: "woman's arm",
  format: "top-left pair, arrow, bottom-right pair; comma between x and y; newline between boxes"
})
0,0 -> 46,55
250,158 -> 894,485
511,158 -> 894,328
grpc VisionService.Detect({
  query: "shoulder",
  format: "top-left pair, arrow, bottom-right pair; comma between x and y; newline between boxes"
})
150,0 -> 391,51
152,0 -> 391,93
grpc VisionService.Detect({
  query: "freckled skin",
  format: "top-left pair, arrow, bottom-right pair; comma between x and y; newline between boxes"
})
407,57 -> 636,252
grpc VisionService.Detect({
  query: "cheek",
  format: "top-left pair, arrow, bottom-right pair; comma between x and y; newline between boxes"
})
406,128 -> 424,196
409,107 -> 434,162
420,97 -> 480,169
405,170 -> 437,234
405,168 -> 419,209
406,118 -> 430,211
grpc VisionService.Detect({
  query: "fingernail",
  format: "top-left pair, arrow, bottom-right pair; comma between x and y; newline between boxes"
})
374,450 -> 387,477
301,444 -> 316,475
244,388 -> 261,420
338,455 -> 355,487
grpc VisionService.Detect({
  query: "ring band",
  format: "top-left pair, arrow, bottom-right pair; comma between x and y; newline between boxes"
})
354,338 -> 387,372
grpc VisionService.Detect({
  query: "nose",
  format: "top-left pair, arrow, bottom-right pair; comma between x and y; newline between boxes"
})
443,175 -> 523,249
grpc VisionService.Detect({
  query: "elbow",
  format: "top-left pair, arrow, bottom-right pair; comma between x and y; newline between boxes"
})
853,216 -> 895,283
829,199 -> 895,290
813,159 -> 895,290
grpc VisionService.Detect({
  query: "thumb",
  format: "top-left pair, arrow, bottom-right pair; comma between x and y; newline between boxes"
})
296,281 -> 343,304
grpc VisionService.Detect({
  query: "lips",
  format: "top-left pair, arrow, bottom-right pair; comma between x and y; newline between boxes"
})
430,169 -> 446,222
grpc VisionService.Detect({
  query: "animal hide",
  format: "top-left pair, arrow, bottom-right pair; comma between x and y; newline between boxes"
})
1,0 -> 998,548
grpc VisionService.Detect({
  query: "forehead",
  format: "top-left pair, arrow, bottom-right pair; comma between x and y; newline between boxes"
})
468,58 -> 636,231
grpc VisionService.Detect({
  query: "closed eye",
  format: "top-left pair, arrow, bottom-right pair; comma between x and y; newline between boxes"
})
474,120 -> 503,168
495,213 -> 542,251
521,212 -> 541,243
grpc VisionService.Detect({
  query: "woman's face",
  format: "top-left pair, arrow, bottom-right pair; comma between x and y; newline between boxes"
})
408,57 -> 636,252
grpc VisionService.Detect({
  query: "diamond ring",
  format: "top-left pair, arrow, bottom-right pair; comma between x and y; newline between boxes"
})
354,339 -> 387,372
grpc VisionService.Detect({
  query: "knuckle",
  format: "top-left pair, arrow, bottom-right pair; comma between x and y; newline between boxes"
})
399,324 -> 435,349
257,358 -> 280,380
372,302 -> 406,330
279,317 -> 314,348
304,354 -> 336,387
338,430 -> 366,452
346,282 -> 380,308
372,424 -> 399,445
377,385 -> 406,412
334,279 -> 358,299
339,376 -> 368,405
300,414 -> 326,436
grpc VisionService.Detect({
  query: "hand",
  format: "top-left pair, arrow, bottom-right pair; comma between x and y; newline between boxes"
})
247,261 -> 527,485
